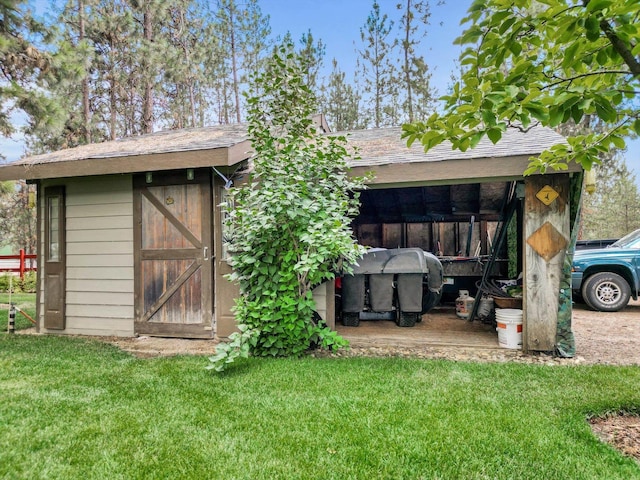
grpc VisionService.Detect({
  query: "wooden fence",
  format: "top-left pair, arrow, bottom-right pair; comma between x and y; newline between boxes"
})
0,249 -> 37,279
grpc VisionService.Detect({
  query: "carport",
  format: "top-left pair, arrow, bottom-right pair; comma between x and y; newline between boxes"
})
328,125 -> 582,354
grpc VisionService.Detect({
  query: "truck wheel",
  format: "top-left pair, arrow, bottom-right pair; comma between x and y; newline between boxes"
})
571,290 -> 584,304
581,272 -> 631,312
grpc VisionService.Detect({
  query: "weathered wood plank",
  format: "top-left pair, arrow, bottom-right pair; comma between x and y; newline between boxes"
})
382,223 -> 403,248
523,174 -> 570,352
356,224 -> 382,247
134,172 -> 212,337
407,223 -> 431,250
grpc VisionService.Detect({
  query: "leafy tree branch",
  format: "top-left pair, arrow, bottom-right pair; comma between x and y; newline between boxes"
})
402,0 -> 640,173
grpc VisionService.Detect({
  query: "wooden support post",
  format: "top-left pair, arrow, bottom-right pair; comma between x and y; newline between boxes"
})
523,174 -> 570,352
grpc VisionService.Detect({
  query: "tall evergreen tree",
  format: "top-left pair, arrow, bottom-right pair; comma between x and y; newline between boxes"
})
0,180 -> 37,253
298,29 -> 325,94
159,0 -> 212,129
396,0 -> 436,123
87,0 -> 135,140
356,1 -> 398,128
582,160 -> 640,240
213,0 -> 271,123
0,0 -> 79,153
25,0 -> 96,153
320,59 -> 365,131
558,118 -> 640,240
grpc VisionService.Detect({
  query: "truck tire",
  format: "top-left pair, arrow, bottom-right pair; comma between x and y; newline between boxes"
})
581,272 -> 631,312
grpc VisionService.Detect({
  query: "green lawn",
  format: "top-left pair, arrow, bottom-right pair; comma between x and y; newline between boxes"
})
1,334 -> 639,479
0,293 -> 36,331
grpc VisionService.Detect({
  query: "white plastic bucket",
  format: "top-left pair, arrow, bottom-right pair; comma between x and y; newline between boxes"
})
495,308 -> 523,349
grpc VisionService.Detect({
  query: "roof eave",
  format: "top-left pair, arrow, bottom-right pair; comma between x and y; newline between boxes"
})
0,140 -> 254,181
353,154 -> 583,188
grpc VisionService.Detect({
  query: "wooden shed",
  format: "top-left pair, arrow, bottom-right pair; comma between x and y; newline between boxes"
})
0,121 -> 580,352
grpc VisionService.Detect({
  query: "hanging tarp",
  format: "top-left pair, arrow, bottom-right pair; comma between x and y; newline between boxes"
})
555,171 -> 583,357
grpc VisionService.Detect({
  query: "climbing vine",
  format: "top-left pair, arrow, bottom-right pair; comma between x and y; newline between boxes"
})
208,44 -> 366,371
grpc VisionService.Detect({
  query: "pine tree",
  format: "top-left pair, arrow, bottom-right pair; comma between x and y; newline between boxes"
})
0,181 -> 37,253
396,0 -> 436,123
0,0 -> 79,153
558,119 -> 640,240
87,0 -> 136,139
25,0 -> 98,153
356,1 -> 398,128
320,59 -> 364,131
581,156 -> 640,240
298,30 -> 325,94
159,0 -> 212,129
213,0 -> 271,123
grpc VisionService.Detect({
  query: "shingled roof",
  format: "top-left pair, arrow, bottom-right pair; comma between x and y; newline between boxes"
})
345,124 -> 567,167
0,121 -> 570,183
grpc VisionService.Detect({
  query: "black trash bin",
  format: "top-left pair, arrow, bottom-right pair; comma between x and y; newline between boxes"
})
340,248 -> 443,327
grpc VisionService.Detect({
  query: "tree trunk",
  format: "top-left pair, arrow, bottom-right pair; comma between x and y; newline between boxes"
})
229,6 -> 241,123
109,44 -> 117,140
189,83 -> 196,127
403,0 -> 413,123
78,0 -> 91,143
142,3 -> 154,134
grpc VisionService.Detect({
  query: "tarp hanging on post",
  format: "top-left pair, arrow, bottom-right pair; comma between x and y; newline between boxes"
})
555,172 -> 583,357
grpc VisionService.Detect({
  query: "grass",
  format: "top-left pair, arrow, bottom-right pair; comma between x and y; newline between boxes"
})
0,293 -> 36,331
1,334 -> 639,479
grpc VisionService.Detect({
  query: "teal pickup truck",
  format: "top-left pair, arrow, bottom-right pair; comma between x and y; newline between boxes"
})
572,228 -> 640,311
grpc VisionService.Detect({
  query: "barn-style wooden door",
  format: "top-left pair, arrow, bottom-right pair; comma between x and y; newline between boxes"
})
133,170 -> 213,338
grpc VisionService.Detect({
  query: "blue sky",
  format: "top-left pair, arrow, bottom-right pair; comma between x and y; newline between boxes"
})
3,0 -> 639,183
261,0 -> 470,95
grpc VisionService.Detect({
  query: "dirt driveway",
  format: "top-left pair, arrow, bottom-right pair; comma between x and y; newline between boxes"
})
572,299 -> 640,366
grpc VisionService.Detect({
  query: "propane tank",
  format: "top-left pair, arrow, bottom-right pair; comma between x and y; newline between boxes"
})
455,290 -> 475,320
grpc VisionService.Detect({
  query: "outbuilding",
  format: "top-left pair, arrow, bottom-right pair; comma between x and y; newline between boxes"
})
0,119 -> 581,353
